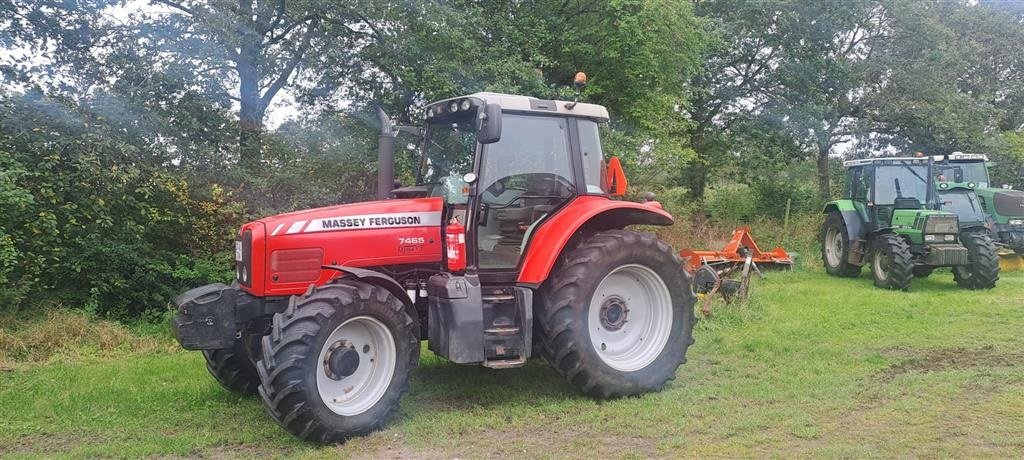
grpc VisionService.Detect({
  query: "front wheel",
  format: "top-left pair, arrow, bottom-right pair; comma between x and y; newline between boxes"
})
538,230 -> 696,399
202,339 -> 260,395
954,232 -> 999,289
255,281 -> 419,443
870,234 -> 914,291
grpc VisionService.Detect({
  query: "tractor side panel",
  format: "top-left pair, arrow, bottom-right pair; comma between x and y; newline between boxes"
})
516,196 -> 673,286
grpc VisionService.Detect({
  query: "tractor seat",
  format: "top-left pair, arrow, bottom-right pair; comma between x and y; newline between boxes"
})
893,197 -> 921,210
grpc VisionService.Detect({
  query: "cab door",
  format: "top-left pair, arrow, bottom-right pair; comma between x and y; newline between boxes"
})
471,114 -> 577,272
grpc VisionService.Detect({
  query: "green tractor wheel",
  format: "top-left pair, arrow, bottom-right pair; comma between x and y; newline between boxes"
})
953,232 -> 999,289
870,234 -> 914,291
821,212 -> 861,277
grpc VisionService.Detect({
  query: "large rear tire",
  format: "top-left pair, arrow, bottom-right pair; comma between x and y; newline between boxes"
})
870,234 -> 914,291
953,232 -> 999,289
255,281 -> 419,443
821,211 -> 862,277
202,340 -> 260,395
537,229 -> 695,399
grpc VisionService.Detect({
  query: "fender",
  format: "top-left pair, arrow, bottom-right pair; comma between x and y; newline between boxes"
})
322,265 -> 413,308
517,195 -> 674,286
823,201 -> 865,243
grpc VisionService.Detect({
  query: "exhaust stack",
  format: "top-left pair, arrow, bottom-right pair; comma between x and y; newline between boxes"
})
376,106 -> 397,200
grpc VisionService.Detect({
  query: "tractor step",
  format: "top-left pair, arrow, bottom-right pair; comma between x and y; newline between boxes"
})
483,356 -> 527,369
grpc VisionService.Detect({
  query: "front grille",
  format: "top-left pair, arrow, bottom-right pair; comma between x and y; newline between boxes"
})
924,215 -> 959,234
924,244 -> 969,266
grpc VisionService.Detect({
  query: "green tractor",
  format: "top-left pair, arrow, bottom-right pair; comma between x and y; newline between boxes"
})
821,156 -> 999,290
932,153 -> 1024,255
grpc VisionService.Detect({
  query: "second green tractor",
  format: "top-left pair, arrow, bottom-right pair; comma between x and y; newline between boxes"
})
821,156 -> 999,291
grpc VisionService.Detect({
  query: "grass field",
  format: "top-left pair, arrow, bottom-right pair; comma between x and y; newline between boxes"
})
2,269 -> 1023,458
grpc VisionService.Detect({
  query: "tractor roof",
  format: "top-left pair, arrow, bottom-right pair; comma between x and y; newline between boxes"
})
934,153 -> 989,162
430,92 -> 610,123
843,157 -> 930,168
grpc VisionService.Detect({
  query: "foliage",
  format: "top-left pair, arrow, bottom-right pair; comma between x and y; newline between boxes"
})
0,92 -> 240,318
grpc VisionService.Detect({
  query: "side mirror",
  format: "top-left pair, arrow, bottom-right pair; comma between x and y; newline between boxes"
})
1018,166 -> 1024,179
606,156 -> 628,197
476,102 -> 502,144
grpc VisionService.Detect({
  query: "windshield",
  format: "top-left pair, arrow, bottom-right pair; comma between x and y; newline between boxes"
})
935,161 -> 990,187
874,163 -> 929,204
418,115 -> 476,186
938,189 -> 986,223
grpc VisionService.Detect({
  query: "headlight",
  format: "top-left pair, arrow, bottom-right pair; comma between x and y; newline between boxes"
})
460,99 -> 471,111
449,101 -> 459,112
236,229 -> 253,287
944,234 -> 955,242
1011,219 -> 1024,226
924,234 -> 936,242
924,215 -> 959,234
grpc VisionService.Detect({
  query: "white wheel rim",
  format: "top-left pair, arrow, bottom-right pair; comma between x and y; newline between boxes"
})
316,316 -> 396,416
588,264 -> 673,372
874,248 -> 889,281
825,226 -> 843,267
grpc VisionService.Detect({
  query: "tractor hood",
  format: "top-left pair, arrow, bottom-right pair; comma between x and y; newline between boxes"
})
258,197 -> 444,236
990,189 -> 1024,218
238,197 -> 444,297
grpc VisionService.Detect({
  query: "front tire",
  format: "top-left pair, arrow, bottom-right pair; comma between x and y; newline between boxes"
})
821,211 -> 861,277
954,232 -> 999,289
871,234 -> 914,291
255,281 -> 419,443
538,230 -> 696,399
202,340 -> 260,395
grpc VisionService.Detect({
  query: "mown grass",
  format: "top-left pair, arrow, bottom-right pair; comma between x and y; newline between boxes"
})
1,269 -> 1023,458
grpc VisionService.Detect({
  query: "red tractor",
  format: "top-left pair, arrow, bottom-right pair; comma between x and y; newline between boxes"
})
172,90 -> 697,443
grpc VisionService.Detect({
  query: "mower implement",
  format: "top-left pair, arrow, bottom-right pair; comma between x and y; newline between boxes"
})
169,85 -> 698,443
680,227 -> 792,315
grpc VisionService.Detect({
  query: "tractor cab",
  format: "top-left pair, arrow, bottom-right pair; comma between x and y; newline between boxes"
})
413,93 -> 611,274
843,157 -> 934,231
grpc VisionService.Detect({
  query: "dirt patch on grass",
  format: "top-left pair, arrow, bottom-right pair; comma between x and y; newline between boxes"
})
878,345 -> 1024,381
0,432 -> 110,456
0,309 -> 175,367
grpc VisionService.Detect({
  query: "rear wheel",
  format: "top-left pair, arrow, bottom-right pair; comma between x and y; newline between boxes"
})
870,234 -> 914,291
538,229 -> 695,399
954,232 -> 999,289
821,212 -> 861,277
255,281 -> 419,443
202,340 -> 260,395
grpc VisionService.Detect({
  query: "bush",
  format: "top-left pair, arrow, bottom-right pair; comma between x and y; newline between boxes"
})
704,183 -> 757,222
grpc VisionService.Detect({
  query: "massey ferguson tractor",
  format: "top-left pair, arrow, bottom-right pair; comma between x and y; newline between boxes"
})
171,89 -> 697,443
821,156 -> 999,290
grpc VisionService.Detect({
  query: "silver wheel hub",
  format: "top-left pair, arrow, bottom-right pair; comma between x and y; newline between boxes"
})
316,316 -> 396,416
825,227 -> 843,267
588,264 -> 673,372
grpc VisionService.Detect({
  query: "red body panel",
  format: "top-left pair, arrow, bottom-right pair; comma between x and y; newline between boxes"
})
516,195 -> 674,285
241,197 -> 444,297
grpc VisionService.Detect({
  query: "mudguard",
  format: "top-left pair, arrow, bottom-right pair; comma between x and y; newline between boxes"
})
322,265 -> 414,307
516,195 -> 674,286
823,200 -> 865,242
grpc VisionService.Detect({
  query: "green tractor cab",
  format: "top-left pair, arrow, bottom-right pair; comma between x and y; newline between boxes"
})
821,157 -> 999,290
933,153 -> 1024,255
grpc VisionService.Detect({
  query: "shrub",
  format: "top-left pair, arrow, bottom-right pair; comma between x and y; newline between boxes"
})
704,183 -> 757,222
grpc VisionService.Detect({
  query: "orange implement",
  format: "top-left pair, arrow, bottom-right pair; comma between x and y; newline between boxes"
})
679,226 -> 793,273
